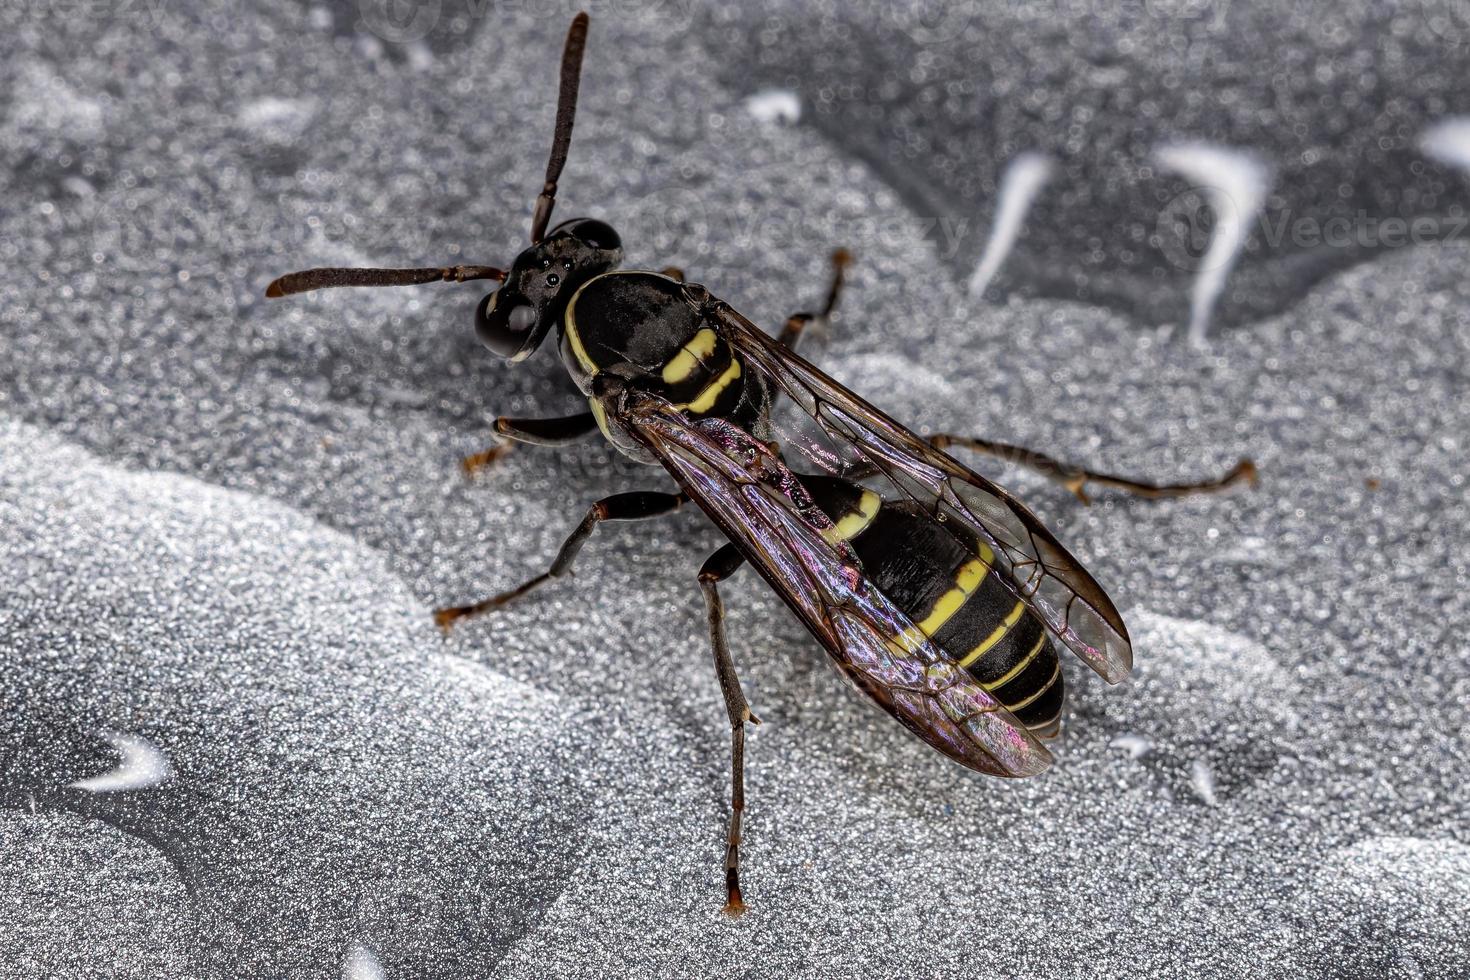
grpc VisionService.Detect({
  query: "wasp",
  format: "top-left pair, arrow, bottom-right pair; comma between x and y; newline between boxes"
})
266,13 -> 1255,915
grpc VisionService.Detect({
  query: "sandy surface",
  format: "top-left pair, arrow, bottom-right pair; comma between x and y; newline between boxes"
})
1,1 -> 1467,977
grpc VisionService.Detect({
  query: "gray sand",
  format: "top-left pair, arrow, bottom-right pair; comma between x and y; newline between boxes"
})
1,1 -> 1467,977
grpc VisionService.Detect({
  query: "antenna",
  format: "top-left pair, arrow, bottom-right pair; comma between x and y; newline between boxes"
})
264,264 -> 506,299
264,12 -> 592,300
529,12 -> 590,244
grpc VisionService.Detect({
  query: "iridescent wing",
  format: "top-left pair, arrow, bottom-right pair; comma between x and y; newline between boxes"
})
704,301 -> 1133,685
621,393 -> 1052,778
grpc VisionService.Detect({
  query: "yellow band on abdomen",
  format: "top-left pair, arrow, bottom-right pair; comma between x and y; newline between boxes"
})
677,358 -> 742,414
981,631 -> 1047,691
1004,661 -> 1061,712
821,490 -> 881,545
888,551 -> 995,652
957,599 -> 1027,668
661,329 -> 719,385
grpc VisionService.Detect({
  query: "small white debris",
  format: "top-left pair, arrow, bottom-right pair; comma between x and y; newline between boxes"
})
61,176 -> 96,198
12,63 -> 105,140
405,41 -> 435,73
435,654 -> 509,695
343,944 -> 386,980
744,89 -> 802,125
236,97 -> 318,142
69,732 -> 172,793
1110,734 -> 1153,760
1213,534 -> 1275,566
1153,143 -> 1272,346
1419,117 -> 1470,171
1189,758 -> 1218,806
356,34 -> 385,61
967,151 -> 1055,299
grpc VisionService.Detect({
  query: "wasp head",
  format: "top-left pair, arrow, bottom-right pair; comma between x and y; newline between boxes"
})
474,217 -> 623,361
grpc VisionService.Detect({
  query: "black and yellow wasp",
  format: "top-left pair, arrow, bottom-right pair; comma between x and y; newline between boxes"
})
266,13 -> 1254,915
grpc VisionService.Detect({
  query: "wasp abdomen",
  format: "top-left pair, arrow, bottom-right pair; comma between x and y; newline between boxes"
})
800,475 -> 1065,738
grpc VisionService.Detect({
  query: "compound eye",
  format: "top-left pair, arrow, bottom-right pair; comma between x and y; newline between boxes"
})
475,290 -> 540,359
548,217 -> 621,252
572,219 -> 621,251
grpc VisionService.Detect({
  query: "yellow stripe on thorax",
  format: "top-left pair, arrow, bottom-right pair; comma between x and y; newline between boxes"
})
588,397 -> 613,442
676,358 -> 742,414
563,288 -> 597,375
821,490 -> 881,545
661,328 -> 719,385
888,550 -> 994,652
957,599 -> 1027,668
981,631 -> 1047,691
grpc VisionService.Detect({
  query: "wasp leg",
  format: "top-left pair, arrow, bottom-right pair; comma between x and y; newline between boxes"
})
775,313 -> 815,352
776,247 -> 852,351
928,434 -> 1257,505
460,412 -> 599,476
698,542 -> 760,917
435,490 -> 687,629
